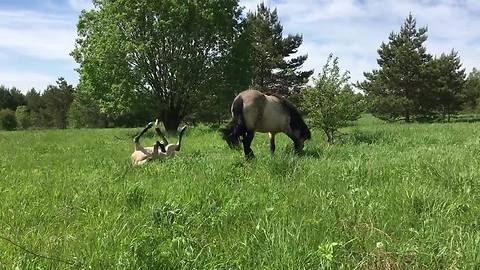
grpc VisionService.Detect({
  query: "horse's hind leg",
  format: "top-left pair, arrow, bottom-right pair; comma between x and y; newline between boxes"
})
243,130 -> 255,160
269,132 -> 276,154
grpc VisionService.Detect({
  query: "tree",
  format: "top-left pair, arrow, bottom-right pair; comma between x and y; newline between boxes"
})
246,3 -> 313,95
68,88 -> 108,128
0,109 -> 17,130
463,68 -> 480,110
41,78 -> 74,128
25,88 -> 45,128
425,51 -> 466,121
358,14 -> 431,121
15,106 -> 31,129
300,54 -> 363,144
73,0 -> 243,132
0,86 -> 26,111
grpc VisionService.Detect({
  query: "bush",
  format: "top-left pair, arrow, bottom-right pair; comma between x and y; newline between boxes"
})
0,109 -> 17,130
300,54 -> 364,144
15,105 -> 30,129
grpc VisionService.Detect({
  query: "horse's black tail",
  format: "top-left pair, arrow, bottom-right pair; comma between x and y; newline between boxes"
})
221,96 -> 246,149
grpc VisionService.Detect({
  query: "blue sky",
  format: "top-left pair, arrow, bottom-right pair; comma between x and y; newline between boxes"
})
1,0 -> 479,92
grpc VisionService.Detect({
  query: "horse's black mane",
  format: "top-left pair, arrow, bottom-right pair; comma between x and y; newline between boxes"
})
268,93 -> 311,140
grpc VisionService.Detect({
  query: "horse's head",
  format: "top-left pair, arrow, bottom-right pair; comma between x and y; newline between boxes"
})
293,122 -> 311,152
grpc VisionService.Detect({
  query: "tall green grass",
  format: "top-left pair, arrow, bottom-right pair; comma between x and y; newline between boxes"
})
1,115 -> 479,269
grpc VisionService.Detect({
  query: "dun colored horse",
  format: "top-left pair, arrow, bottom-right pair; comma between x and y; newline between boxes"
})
132,120 -> 187,166
222,89 -> 311,159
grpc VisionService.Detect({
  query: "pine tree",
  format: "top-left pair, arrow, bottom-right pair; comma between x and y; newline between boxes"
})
426,51 -> 466,121
247,3 -> 312,96
358,14 -> 431,121
463,68 -> 480,110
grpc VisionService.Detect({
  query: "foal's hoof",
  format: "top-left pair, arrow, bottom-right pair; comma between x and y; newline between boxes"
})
179,125 -> 187,134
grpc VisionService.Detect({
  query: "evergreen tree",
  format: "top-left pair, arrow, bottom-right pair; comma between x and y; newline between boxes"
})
358,14 -> 431,121
463,68 -> 480,110
42,78 -> 74,129
426,51 -> 466,121
247,3 -> 312,95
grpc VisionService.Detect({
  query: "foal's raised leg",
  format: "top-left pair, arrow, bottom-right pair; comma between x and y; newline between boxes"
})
269,132 -> 276,154
242,130 -> 255,160
154,119 -> 169,145
175,126 -> 187,151
133,122 -> 154,150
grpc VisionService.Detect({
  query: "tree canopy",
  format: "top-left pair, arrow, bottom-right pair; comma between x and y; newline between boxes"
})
72,0 -> 245,132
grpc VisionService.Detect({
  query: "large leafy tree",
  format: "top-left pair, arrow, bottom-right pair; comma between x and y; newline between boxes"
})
358,14 -> 431,121
300,54 -> 363,144
72,0 -> 243,132
246,3 -> 312,95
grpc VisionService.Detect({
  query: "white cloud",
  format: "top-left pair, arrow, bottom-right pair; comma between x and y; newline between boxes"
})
68,0 -> 94,11
0,70 -> 56,91
243,0 -> 480,85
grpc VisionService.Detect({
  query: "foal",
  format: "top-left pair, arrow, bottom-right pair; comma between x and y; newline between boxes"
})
131,120 -> 187,166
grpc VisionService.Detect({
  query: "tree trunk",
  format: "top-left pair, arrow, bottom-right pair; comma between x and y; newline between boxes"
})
162,111 -> 182,134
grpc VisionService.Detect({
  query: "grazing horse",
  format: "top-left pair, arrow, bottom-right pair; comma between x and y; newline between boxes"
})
222,89 -> 311,159
131,120 -> 187,166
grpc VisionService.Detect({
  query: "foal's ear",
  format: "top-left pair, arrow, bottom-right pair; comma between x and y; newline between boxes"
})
155,119 -> 160,128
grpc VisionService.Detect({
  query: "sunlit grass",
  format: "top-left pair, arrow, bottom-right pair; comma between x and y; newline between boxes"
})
1,115 -> 479,269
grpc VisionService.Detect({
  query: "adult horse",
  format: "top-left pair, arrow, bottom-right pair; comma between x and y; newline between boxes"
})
222,89 -> 311,159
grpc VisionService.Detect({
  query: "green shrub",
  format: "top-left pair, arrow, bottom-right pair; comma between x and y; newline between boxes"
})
15,105 -> 30,129
0,109 -> 17,130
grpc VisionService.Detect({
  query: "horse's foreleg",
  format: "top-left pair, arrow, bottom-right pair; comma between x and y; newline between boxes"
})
243,130 -> 255,160
269,133 -> 276,154
287,133 -> 302,153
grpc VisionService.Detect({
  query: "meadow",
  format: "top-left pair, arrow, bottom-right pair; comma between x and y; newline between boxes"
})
0,115 -> 479,269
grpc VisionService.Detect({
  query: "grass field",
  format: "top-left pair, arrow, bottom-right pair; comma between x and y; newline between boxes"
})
1,115 -> 480,269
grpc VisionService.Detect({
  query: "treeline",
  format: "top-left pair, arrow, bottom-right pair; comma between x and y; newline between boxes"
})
0,78 -> 158,130
358,15 -> 480,122
2,4 -> 480,132
0,78 -> 73,130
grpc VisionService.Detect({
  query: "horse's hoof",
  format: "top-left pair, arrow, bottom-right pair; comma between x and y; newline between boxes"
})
245,153 -> 255,161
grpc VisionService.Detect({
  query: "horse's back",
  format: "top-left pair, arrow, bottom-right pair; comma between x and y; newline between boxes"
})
235,89 -> 290,133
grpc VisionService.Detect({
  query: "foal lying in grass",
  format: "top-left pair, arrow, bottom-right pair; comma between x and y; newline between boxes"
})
131,120 -> 187,166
